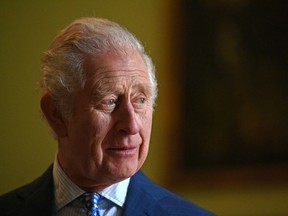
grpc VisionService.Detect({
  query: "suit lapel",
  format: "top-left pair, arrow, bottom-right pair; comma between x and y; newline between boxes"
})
123,171 -> 156,216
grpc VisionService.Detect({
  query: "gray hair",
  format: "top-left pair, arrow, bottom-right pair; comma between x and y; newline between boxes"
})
39,17 -> 157,117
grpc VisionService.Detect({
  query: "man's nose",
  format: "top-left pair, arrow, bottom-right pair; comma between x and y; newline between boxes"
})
115,100 -> 140,134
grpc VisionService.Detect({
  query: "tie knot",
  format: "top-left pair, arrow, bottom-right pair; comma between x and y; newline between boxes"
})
83,192 -> 101,216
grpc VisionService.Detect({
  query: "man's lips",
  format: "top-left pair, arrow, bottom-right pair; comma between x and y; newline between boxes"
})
106,146 -> 139,156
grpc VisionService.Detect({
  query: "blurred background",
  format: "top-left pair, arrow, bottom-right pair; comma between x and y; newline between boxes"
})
0,0 -> 287,215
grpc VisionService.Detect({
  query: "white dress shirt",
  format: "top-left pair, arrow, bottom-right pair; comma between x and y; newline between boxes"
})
53,156 -> 130,216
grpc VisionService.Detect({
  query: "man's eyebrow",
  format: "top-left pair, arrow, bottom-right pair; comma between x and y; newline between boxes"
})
89,82 -> 152,100
132,83 -> 152,95
90,82 -> 118,100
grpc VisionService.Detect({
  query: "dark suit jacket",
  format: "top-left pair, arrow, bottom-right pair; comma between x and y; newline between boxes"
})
0,165 -> 215,216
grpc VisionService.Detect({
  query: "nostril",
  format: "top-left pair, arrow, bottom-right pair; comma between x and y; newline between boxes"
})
116,111 -> 140,135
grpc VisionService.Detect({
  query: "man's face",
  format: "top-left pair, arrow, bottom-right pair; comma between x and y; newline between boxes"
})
58,50 -> 153,190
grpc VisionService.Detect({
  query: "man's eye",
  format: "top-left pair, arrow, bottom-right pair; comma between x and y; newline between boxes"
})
105,98 -> 116,105
134,96 -> 147,106
96,98 -> 118,112
138,97 -> 145,104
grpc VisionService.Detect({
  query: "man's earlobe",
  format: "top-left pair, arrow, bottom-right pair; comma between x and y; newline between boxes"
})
40,93 -> 68,137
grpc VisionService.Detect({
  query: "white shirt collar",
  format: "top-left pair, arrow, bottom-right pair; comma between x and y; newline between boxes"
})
98,177 -> 130,207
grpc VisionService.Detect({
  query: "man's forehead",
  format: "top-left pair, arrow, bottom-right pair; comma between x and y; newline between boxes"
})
87,69 -> 151,91
84,50 -> 147,74
89,68 -> 149,81
84,52 -> 149,83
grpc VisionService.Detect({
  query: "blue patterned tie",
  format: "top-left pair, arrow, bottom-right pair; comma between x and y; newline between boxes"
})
83,192 -> 101,216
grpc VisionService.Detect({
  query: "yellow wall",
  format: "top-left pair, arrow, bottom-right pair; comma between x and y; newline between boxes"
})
1,1 -> 287,215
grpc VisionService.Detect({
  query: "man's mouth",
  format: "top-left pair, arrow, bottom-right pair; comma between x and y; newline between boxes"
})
106,146 -> 139,157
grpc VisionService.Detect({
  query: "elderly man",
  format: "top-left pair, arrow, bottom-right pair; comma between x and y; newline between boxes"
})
0,18 -> 214,216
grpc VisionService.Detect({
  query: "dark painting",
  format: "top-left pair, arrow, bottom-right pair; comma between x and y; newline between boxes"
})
181,0 -> 288,173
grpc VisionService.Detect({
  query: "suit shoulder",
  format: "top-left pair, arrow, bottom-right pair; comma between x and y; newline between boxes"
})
0,165 -> 54,216
129,171 -> 215,216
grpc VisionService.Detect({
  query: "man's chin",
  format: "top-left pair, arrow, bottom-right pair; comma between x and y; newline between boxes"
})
106,165 -> 139,182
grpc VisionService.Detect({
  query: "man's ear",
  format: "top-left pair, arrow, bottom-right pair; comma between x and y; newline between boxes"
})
40,93 -> 68,138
